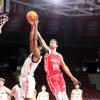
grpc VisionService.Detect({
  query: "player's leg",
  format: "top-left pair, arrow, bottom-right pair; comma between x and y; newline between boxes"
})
54,92 -> 62,100
59,73 -> 69,100
54,90 -> 68,100
47,77 -> 62,100
61,91 -> 69,100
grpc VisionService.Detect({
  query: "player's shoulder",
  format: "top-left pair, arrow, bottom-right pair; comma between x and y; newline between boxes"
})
38,91 -> 42,95
4,86 -> 9,89
45,92 -> 49,95
4,86 -> 10,91
57,52 -> 63,59
25,55 -> 31,62
72,89 -> 75,93
3,86 -> 7,89
56,52 -> 62,56
79,89 -> 83,92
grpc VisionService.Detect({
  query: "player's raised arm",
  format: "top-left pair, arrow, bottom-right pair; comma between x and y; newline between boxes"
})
27,11 -> 41,59
31,18 -> 41,59
35,20 -> 49,52
26,11 -> 38,53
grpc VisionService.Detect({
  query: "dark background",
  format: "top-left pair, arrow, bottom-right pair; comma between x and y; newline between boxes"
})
0,0 -> 100,72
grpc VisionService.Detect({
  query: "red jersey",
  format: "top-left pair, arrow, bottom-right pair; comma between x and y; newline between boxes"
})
44,51 -> 62,76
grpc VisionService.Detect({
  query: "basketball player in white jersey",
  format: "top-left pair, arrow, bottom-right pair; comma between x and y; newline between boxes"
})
71,83 -> 83,100
0,78 -> 11,100
37,85 -> 49,100
20,14 -> 42,100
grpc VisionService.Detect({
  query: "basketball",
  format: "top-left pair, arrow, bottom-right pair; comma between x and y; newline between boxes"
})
26,11 -> 38,21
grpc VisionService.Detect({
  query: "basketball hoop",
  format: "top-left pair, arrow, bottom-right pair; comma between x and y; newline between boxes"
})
0,14 -> 8,34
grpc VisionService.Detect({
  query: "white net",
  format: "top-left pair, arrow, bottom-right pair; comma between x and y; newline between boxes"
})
0,14 -> 8,34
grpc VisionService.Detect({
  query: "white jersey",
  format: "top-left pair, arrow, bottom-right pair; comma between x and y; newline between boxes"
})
37,91 -> 49,100
71,89 -> 82,100
12,85 -> 24,100
21,54 -> 42,98
0,86 -> 8,100
21,54 -> 42,77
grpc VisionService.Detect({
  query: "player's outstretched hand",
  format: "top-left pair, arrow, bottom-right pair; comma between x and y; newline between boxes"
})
71,77 -> 79,85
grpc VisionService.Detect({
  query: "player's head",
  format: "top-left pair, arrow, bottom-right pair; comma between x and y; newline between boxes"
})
74,82 -> 81,89
41,85 -> 46,91
0,78 -> 5,86
49,39 -> 58,49
38,46 -> 46,55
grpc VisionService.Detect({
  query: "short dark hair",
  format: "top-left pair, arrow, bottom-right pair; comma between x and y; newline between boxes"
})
50,39 -> 58,45
74,82 -> 81,87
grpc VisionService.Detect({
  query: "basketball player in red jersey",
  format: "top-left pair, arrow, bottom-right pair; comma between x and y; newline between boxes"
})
20,14 -> 42,100
36,20 -> 79,100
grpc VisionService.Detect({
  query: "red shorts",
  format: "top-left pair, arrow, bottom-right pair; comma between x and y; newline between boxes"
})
47,73 -> 66,94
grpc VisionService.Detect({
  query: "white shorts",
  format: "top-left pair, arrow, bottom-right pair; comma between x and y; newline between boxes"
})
21,75 -> 35,98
